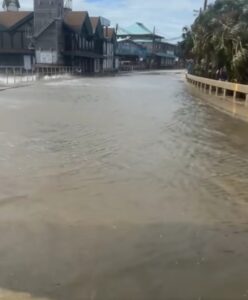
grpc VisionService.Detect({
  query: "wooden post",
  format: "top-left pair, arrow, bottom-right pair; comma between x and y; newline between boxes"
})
223,89 -> 226,98
204,84 -> 207,93
13,68 -> 16,85
215,87 -> 218,96
246,94 -> 248,106
209,85 -> 212,95
233,91 -> 237,102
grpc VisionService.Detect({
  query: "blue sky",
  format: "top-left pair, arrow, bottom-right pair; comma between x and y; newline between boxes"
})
14,0 -> 215,40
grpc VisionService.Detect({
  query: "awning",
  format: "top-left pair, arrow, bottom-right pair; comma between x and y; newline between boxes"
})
156,52 -> 176,59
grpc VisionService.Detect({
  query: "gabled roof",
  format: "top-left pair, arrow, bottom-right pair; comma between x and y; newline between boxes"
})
64,11 -> 88,31
90,17 -> 100,33
0,11 -> 32,29
118,22 -> 163,38
125,22 -> 152,35
104,27 -> 115,40
117,27 -> 129,35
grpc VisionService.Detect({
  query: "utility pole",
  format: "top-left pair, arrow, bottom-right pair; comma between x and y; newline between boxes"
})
203,0 -> 208,11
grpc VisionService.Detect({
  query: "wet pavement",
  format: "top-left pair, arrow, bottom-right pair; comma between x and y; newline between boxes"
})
0,71 -> 248,300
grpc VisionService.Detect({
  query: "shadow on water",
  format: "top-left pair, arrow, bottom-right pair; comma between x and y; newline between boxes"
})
0,221 -> 248,300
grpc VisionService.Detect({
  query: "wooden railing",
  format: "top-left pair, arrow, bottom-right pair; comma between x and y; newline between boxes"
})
186,74 -> 248,104
0,66 -> 81,85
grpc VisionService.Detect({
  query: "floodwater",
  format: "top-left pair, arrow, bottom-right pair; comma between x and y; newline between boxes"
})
0,71 -> 248,300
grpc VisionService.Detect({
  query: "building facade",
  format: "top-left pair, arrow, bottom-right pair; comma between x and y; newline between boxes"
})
0,0 -> 117,73
103,27 -> 116,72
116,37 -> 147,66
117,22 -> 177,69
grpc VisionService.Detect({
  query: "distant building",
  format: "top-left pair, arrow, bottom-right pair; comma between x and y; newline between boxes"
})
116,37 -> 147,66
0,0 -> 117,73
103,27 -> 116,72
117,22 -> 177,69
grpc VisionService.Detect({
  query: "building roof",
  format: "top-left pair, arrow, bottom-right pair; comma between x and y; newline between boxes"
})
117,27 -> 129,35
104,27 -> 115,39
64,11 -> 88,31
117,37 -> 146,49
90,17 -> 100,33
118,22 -> 163,39
125,22 -> 152,35
0,11 -> 31,29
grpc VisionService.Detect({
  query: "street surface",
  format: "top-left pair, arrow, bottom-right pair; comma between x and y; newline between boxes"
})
0,71 -> 248,300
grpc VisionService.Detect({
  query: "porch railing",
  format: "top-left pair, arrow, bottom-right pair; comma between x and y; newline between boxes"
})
0,66 -> 82,85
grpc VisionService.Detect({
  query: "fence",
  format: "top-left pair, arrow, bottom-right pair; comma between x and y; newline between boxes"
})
186,74 -> 248,104
0,66 -> 82,85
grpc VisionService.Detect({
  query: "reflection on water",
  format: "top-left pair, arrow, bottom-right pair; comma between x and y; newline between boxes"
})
0,71 -> 248,300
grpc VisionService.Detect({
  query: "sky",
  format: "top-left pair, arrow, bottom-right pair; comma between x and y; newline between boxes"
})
9,0 -> 215,40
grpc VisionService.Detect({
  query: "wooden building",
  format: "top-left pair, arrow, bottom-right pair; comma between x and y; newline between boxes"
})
103,27 -> 116,72
116,37 -> 147,66
0,9 -> 34,69
117,22 -> 177,69
0,0 -> 117,73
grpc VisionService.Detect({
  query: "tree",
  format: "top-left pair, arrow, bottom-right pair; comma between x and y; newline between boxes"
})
182,0 -> 248,83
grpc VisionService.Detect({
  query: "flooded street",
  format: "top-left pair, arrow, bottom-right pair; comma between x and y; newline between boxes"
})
0,71 -> 248,300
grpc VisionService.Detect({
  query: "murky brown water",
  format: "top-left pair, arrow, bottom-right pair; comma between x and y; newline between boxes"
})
0,71 -> 248,300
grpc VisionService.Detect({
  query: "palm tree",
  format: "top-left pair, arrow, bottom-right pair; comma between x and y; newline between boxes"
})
182,0 -> 248,83
203,0 -> 208,11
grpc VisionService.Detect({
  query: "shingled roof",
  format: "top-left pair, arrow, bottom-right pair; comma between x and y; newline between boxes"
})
64,11 -> 88,31
90,17 -> 100,33
104,27 -> 115,39
0,11 -> 32,29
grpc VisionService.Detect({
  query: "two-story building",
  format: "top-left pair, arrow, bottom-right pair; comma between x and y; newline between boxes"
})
103,27 -> 116,72
0,9 -> 34,69
0,0 -> 117,73
116,37 -> 147,66
117,22 -> 177,69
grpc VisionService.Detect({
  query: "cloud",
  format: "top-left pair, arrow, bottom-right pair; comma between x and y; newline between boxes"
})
6,0 -> 215,39
78,0 -> 209,39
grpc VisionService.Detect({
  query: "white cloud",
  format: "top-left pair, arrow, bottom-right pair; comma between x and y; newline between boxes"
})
77,0 -> 204,39
5,0 -> 215,39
